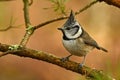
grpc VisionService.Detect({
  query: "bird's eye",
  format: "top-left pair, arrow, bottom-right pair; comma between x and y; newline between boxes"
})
66,27 -> 71,30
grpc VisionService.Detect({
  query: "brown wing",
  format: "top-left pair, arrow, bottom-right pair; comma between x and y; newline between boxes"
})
81,30 -> 99,48
81,30 -> 108,52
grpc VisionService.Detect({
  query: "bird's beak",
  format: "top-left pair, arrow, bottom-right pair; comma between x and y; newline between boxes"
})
57,27 -> 63,31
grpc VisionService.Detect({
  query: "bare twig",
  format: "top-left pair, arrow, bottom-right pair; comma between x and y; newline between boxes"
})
34,16 -> 68,30
0,50 -> 15,57
29,0 -> 33,6
23,0 -> 31,28
75,0 -> 99,14
0,52 -> 8,57
19,0 -> 34,46
0,43 -> 115,80
0,26 -> 14,31
0,15 -> 20,31
34,0 -> 98,30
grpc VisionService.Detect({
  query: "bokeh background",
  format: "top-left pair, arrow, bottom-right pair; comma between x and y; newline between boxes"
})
0,0 -> 120,80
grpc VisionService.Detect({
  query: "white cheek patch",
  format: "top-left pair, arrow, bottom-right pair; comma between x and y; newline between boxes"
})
65,22 -> 83,39
73,26 -> 82,38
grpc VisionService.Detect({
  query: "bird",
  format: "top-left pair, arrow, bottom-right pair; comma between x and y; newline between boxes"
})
58,10 -> 108,67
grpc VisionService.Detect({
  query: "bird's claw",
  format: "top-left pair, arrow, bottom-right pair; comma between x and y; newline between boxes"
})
61,57 -> 69,62
78,63 -> 84,69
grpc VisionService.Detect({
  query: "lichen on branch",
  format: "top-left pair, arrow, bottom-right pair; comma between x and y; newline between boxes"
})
0,43 -> 115,80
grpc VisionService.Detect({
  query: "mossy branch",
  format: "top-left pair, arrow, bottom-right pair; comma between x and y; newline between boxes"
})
0,43 -> 115,80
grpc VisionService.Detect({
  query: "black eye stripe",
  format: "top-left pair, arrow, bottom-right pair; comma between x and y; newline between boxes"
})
65,25 -> 79,30
66,27 -> 71,30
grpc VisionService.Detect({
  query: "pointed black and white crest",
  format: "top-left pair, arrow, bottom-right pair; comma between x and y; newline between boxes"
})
64,10 -> 76,27
59,10 -> 83,40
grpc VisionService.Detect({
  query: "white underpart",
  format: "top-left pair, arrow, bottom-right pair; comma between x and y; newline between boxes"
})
62,38 -> 93,56
66,22 -> 82,39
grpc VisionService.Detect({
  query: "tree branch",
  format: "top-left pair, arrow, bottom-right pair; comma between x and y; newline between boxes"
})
29,0 -> 33,6
0,43 -> 115,80
34,16 -> 68,30
0,26 -> 15,31
19,0 -> 34,46
34,0 -> 98,30
99,0 -> 120,8
75,0 -> 99,15
0,15 -> 19,31
23,0 -> 31,28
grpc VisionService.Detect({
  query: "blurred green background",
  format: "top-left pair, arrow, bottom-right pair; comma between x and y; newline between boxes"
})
0,0 -> 120,80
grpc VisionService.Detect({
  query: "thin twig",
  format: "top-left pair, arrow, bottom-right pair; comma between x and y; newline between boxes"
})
75,0 -> 99,14
0,15 -> 19,31
34,0 -> 98,30
29,0 -> 33,6
23,0 -> 31,28
34,16 -> 68,30
0,26 -> 13,31
0,52 -> 8,57
19,0 -> 34,46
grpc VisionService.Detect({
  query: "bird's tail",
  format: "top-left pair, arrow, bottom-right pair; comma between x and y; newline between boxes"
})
99,46 -> 108,52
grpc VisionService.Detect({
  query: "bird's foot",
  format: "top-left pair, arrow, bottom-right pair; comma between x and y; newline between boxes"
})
78,63 -> 84,69
61,57 -> 69,62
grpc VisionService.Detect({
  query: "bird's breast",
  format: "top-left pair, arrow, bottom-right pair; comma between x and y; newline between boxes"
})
62,38 -> 94,56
